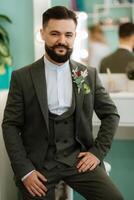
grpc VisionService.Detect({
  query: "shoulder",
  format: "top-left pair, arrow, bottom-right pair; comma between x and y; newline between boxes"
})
102,51 -> 116,63
12,57 -> 43,77
70,59 -> 96,75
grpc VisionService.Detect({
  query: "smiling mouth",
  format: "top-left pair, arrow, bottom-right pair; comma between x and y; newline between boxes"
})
56,47 -> 66,50
55,47 -> 67,53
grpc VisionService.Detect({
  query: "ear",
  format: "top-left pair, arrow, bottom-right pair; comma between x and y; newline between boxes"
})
75,31 -> 77,38
40,28 -> 45,41
74,31 -> 77,40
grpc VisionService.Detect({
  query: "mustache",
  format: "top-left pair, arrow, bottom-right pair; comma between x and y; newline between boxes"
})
51,44 -> 71,50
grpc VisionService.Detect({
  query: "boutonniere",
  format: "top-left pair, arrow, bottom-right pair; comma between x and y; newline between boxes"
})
72,67 -> 90,94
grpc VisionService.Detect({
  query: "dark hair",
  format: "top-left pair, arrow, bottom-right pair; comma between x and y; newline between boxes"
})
42,6 -> 77,27
119,22 -> 134,38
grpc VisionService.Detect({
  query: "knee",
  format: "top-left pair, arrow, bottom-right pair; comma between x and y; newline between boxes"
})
117,194 -> 124,200
105,190 -> 124,200
113,192 -> 124,200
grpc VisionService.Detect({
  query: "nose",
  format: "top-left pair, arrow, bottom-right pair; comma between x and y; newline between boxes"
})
58,34 -> 66,44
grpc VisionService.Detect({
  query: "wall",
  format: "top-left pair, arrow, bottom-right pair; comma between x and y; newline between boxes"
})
33,0 -> 51,60
0,91 -> 18,200
0,0 -> 34,70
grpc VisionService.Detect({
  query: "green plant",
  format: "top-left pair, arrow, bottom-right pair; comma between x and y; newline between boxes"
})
0,14 -> 12,74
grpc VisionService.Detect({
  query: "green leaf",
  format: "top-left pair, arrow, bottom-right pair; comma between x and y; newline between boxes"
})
0,41 -> 9,56
0,14 -> 12,70
83,83 -> 90,94
0,64 -> 6,74
4,56 -> 12,65
0,15 -> 12,23
0,25 -> 9,43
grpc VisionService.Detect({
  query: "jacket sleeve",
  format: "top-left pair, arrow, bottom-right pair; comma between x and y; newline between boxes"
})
99,59 -> 106,73
89,69 -> 120,161
2,71 -> 35,180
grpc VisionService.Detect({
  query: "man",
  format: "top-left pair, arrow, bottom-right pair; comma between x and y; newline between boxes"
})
100,22 -> 134,73
2,6 -> 123,200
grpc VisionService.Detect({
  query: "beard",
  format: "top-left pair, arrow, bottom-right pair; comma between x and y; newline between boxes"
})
45,43 -> 73,63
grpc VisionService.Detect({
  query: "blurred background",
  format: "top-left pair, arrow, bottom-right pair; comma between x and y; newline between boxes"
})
0,0 -> 134,200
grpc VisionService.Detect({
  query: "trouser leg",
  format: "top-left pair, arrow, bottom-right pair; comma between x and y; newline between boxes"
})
16,167 -> 61,200
63,165 -> 124,200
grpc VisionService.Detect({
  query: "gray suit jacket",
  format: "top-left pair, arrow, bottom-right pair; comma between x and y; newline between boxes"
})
100,48 -> 134,73
2,57 -> 119,180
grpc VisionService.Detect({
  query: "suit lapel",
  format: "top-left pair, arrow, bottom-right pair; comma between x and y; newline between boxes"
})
69,60 -> 84,134
30,58 -> 85,134
30,57 -> 49,132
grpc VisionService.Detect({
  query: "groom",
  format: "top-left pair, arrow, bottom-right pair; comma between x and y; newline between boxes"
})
2,6 -> 123,200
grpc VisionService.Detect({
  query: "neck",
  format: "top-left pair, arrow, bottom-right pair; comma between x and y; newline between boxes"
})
45,53 -> 65,66
119,39 -> 133,50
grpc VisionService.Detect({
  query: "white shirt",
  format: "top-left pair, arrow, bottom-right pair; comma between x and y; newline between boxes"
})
22,56 -> 73,181
44,56 -> 72,115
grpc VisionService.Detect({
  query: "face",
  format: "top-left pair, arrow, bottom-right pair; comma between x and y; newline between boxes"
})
40,19 -> 76,63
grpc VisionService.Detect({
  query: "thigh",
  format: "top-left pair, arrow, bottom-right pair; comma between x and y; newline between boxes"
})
17,179 -> 55,200
64,166 -> 123,200
16,168 -> 61,200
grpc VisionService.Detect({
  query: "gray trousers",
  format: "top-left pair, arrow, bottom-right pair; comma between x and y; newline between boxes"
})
17,162 -> 123,200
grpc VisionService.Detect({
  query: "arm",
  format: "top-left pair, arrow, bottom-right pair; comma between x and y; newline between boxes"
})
89,69 -> 120,161
2,71 -> 35,180
99,60 -> 106,73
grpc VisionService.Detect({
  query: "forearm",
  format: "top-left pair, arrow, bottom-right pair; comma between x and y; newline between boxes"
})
90,68 -> 120,160
89,113 -> 119,161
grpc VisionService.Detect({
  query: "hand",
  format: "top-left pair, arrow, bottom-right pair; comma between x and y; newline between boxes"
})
22,170 -> 48,197
76,152 -> 100,172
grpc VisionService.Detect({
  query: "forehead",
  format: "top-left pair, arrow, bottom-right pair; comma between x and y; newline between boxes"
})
45,19 -> 76,33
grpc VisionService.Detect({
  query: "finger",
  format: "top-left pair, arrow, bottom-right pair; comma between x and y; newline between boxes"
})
77,156 -> 89,168
90,163 -> 98,171
33,183 -> 46,196
78,164 -> 87,172
82,161 -> 95,172
82,164 -> 91,172
35,179 -> 48,192
77,152 -> 86,158
27,186 -> 36,197
78,159 -> 94,172
36,171 -> 47,182
30,185 -> 43,197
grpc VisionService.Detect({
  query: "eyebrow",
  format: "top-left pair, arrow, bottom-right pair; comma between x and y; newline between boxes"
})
49,30 -> 73,34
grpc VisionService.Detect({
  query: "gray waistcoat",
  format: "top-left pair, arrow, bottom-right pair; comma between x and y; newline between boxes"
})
43,92 -> 81,170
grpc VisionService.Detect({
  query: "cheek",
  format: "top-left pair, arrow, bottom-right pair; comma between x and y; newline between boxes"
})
68,39 -> 75,48
45,37 -> 57,46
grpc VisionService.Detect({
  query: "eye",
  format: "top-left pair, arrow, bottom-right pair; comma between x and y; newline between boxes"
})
66,34 -> 73,38
51,33 -> 58,36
